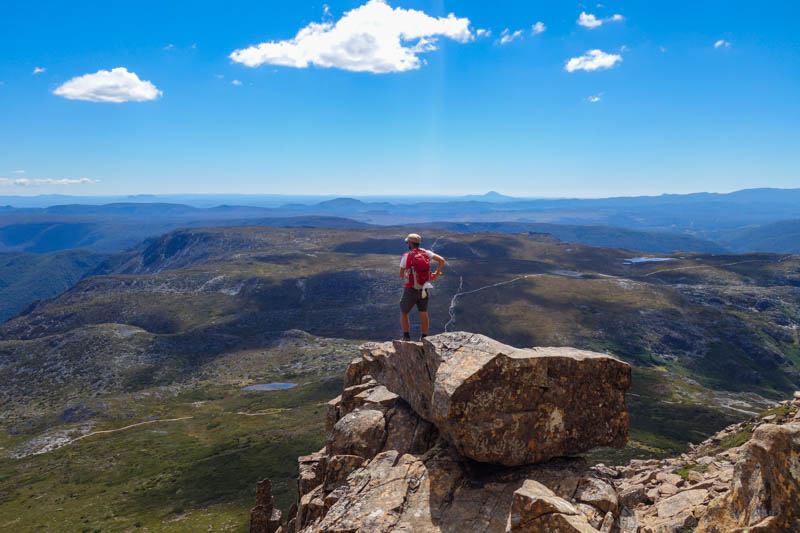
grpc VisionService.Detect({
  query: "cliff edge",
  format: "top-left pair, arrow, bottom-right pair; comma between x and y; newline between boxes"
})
251,332 -> 800,533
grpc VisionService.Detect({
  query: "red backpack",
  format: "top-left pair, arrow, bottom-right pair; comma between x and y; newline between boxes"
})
407,248 -> 431,289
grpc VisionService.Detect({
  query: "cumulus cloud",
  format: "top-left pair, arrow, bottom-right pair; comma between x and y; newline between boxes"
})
232,79 -> 242,85
229,0 -> 473,73
53,68 -> 162,103
577,11 -> 624,29
33,67 -> 46,74
587,94 -> 602,103
497,28 -> 523,45
714,39 -> 731,49
531,22 -> 546,35
565,49 -> 622,72
0,177 -> 97,187
476,28 -> 491,38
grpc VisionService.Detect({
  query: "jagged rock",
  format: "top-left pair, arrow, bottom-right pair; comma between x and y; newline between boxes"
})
383,399 -> 438,456
301,443 -> 592,533
298,450 -> 326,497
507,480 -> 599,532
575,502 -> 605,528
324,454 -> 364,491
297,484 -> 325,530
250,478 -> 283,533
574,476 -> 619,514
355,384 -> 399,410
340,381 -> 379,414
358,332 -> 631,465
599,511 -> 614,533
618,484 -> 648,508
697,422 -> 800,532
327,409 -> 386,459
655,472 -> 683,486
656,489 -> 708,519
687,470 -> 705,483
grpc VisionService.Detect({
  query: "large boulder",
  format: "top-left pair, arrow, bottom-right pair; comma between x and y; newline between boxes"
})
358,332 -> 631,465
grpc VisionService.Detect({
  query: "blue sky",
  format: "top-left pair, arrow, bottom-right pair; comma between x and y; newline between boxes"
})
1,0 -> 799,197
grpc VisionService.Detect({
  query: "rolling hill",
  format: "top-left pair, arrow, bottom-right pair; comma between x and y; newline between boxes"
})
0,250 -> 106,322
718,219 -> 800,254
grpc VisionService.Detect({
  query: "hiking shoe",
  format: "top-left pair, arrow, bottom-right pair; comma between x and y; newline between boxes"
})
420,334 -> 428,341
402,332 -> 411,341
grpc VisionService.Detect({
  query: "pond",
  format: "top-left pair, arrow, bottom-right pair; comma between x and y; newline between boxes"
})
625,257 -> 675,263
241,382 -> 297,391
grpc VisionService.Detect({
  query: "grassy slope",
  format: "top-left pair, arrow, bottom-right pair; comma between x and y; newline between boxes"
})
0,333 -> 359,532
0,250 -> 106,322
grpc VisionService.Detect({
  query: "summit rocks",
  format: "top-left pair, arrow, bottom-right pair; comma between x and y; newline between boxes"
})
355,332 -> 632,465
251,332 -> 800,532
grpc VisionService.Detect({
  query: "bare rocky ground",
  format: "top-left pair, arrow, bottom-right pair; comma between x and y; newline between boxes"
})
251,333 -> 800,533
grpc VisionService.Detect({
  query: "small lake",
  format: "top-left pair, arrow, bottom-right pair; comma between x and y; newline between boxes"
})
625,257 -> 675,263
241,383 -> 297,391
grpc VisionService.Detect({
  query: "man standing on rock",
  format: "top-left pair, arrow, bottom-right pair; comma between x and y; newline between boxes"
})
400,233 -> 445,341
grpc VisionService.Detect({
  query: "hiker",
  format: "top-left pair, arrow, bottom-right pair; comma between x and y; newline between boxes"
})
399,233 -> 445,341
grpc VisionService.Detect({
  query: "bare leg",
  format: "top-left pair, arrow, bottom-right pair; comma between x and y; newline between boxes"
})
420,312 -> 429,335
401,312 -> 410,334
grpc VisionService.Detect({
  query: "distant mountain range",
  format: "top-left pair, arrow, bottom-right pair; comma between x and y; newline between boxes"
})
0,187 -> 798,255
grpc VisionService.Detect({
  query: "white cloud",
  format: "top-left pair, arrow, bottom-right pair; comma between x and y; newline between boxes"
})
714,39 -> 731,49
33,67 -> 46,74
565,49 -> 622,72
497,28 -> 523,45
659,46 -> 667,53
232,79 -> 242,85
229,0 -> 473,74
0,177 -> 97,187
577,11 -> 624,29
53,68 -> 162,103
587,94 -> 602,103
163,43 -> 175,51
323,4 -> 331,17
476,28 -> 491,38
531,21 -> 546,35
12,169 -> 25,174
577,12 -> 602,28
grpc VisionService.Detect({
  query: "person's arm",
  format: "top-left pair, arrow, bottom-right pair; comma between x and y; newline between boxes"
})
399,254 -> 407,278
430,253 -> 445,280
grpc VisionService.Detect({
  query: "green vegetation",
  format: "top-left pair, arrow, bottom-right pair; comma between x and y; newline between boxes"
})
0,250 -> 106,322
678,463 -> 709,481
0,332 -> 359,532
0,381 -> 334,532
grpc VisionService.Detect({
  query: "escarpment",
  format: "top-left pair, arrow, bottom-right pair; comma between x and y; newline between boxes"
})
250,332 -> 800,533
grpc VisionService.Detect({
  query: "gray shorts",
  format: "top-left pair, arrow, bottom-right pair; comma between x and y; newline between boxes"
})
400,287 -> 429,313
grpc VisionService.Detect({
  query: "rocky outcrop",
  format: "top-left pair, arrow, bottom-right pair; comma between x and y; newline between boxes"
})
696,421 -> 800,532
250,332 -> 800,533
250,478 -> 282,533
355,332 -> 631,465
